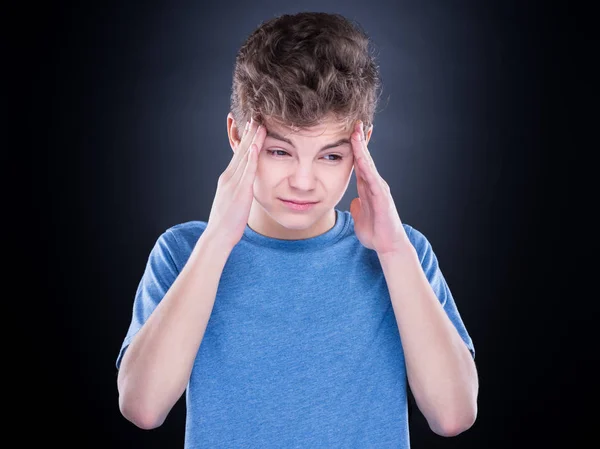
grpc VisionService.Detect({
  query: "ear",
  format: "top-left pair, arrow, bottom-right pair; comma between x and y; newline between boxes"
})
365,124 -> 373,145
227,112 -> 245,152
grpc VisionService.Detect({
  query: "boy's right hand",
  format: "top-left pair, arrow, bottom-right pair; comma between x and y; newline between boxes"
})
204,117 -> 266,250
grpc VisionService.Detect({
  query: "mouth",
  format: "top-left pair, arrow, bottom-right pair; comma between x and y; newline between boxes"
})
279,199 -> 319,205
279,198 -> 319,211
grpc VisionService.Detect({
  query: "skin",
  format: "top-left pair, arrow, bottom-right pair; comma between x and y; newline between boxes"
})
350,120 -> 479,435
117,111 -> 477,433
226,113 -> 372,240
226,112 -> 479,435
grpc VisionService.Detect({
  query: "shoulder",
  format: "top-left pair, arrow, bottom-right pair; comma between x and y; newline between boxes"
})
152,220 -> 209,264
401,223 -> 445,276
402,223 -> 431,258
166,220 -> 208,242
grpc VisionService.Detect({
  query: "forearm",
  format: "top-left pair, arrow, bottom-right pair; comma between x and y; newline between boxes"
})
117,232 -> 232,429
378,245 -> 478,437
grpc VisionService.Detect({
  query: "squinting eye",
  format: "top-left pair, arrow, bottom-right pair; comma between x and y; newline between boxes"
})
266,150 -> 342,162
267,150 -> 290,157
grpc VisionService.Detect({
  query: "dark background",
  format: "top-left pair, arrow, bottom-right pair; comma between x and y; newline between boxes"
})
18,0 -> 593,447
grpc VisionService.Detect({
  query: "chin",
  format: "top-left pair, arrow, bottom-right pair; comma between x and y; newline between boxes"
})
269,200 -> 327,229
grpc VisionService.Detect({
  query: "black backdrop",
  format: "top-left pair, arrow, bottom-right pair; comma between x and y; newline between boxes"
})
19,0 -> 593,447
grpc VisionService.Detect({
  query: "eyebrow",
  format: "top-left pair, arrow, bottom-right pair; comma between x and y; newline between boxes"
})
266,130 -> 351,151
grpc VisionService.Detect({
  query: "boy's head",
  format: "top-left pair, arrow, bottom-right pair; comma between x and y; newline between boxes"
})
226,12 -> 381,239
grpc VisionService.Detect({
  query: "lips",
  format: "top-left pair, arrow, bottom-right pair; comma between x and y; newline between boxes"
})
279,199 -> 318,205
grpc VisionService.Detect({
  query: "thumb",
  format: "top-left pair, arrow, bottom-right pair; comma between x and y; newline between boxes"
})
350,197 -> 361,221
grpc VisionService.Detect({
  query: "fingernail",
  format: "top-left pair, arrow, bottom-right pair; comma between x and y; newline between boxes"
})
244,121 -> 249,132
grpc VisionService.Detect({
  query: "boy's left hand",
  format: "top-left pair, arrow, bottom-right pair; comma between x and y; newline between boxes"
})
350,121 -> 410,256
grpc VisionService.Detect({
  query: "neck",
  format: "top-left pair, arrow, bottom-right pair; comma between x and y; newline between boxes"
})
247,201 -> 336,240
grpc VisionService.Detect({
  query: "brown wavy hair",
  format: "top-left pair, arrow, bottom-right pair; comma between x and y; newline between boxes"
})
230,12 -> 383,134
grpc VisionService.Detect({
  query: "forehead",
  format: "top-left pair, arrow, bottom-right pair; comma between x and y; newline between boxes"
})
262,116 -> 351,139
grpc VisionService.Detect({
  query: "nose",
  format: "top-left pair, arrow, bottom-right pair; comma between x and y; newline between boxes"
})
288,163 -> 317,191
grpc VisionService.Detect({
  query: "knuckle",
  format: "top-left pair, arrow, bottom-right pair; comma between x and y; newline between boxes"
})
218,172 -> 231,185
232,187 -> 244,201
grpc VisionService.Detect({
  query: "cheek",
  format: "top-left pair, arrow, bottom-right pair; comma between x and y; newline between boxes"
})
323,168 -> 353,193
252,165 -> 273,196
335,163 -> 355,189
255,161 -> 273,181
339,160 -> 354,180
256,159 -> 290,184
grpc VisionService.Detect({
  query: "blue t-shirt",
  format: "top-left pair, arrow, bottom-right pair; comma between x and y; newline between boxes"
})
116,208 -> 475,448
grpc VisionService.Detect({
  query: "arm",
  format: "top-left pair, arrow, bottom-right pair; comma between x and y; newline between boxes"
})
117,117 -> 265,429
349,119 -> 477,435
378,245 -> 479,437
117,232 -> 231,430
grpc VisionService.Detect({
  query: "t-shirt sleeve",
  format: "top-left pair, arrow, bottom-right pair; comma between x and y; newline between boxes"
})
406,225 -> 475,359
115,229 -> 181,369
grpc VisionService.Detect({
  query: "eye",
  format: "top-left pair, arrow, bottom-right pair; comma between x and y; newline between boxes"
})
266,150 -> 343,162
266,150 -> 290,157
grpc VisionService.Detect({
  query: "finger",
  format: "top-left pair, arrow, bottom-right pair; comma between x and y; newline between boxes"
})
241,120 -> 250,140
230,123 -> 259,183
352,131 -> 373,181
224,119 -> 250,178
234,117 -> 256,158
354,121 -> 384,187
226,117 -> 259,175
355,121 -> 378,171
356,164 -> 370,199
356,153 -> 382,196
240,122 -> 268,187
239,142 -> 259,191
232,124 -> 266,184
355,166 -> 373,216
351,125 -> 369,173
353,149 -> 365,182
353,151 -> 372,200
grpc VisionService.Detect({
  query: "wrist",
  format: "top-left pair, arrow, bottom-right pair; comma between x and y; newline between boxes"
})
193,230 -> 234,262
377,242 -> 419,266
